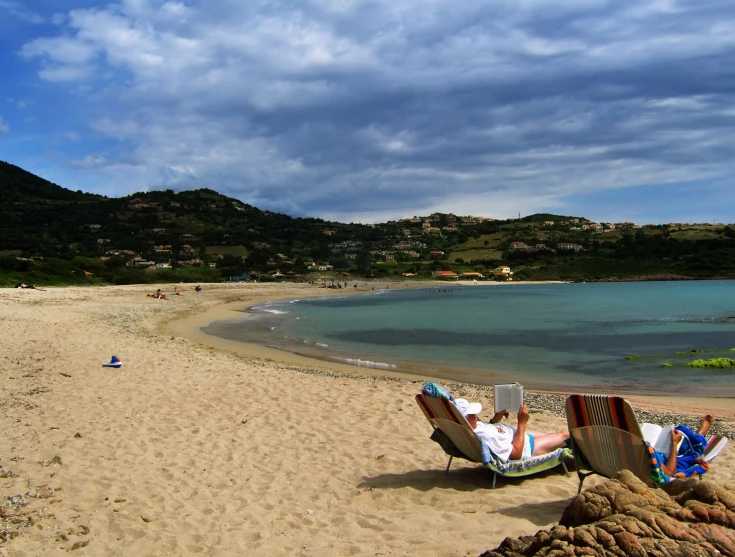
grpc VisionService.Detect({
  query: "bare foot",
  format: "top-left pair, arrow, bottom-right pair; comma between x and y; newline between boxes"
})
698,414 -> 713,436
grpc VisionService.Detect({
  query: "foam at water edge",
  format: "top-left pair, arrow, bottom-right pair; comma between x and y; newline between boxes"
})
342,358 -> 397,369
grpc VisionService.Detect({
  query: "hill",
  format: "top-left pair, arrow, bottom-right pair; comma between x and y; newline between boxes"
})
2,160 -> 735,285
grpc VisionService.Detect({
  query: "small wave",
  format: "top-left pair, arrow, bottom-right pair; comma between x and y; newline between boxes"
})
259,308 -> 289,315
315,342 -> 329,348
342,358 -> 397,369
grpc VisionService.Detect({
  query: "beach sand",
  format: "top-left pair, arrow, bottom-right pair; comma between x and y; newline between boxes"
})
1,282 -> 733,556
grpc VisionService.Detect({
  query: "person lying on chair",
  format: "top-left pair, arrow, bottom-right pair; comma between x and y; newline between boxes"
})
658,414 -> 714,477
454,399 -> 569,462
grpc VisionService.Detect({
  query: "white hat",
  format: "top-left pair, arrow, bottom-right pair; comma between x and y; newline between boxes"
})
454,398 -> 482,417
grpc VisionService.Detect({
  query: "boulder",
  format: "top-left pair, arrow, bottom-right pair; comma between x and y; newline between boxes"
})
481,470 -> 735,557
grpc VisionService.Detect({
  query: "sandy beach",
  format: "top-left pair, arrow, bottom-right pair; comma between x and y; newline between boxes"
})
1,282 -> 733,556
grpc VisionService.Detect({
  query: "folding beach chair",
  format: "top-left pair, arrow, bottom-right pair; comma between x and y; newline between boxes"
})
416,388 -> 571,489
565,394 -> 654,492
566,394 -> 731,493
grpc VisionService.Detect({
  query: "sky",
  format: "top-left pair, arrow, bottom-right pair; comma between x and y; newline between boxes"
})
2,0 -> 735,225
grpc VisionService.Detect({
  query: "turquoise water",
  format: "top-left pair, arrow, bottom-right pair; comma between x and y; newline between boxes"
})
202,281 -> 735,396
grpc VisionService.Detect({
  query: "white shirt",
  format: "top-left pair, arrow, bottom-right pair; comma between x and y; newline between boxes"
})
473,421 -> 516,462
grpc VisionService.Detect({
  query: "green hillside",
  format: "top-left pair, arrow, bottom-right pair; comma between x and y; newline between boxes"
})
2,159 -> 735,286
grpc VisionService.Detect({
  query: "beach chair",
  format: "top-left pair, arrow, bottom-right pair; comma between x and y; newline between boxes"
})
565,394 -> 661,492
566,394 -> 730,493
703,435 -> 728,463
416,391 -> 571,489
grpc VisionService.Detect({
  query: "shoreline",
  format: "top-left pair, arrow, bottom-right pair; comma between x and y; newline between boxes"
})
164,282 -> 735,418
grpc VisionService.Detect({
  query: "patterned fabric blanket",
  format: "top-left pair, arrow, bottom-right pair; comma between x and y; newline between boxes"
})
421,381 -> 454,401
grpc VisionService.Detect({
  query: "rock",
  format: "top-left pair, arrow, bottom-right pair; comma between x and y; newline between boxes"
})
480,470 -> 735,557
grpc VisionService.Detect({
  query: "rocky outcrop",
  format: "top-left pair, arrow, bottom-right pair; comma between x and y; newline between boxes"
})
481,470 -> 735,557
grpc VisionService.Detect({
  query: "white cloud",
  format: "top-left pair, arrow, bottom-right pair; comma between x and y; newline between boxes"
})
14,0 -> 735,221
0,116 -> 9,133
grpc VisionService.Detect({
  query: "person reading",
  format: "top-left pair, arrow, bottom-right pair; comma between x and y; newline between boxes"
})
650,414 -> 715,477
454,399 -> 569,462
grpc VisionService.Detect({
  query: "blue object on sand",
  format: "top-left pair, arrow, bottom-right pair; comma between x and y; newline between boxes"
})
102,355 -> 122,368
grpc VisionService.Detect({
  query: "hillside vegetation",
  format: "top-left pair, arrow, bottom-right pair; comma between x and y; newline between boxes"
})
2,160 -> 735,286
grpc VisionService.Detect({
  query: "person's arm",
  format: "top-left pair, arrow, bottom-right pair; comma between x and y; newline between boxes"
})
489,410 -> 509,424
509,405 -> 530,460
661,429 -> 683,476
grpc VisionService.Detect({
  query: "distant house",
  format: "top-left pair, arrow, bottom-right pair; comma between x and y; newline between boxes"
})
127,258 -> 155,267
429,250 -> 445,256
460,272 -> 484,279
557,243 -> 583,251
494,266 -> 513,276
509,241 -> 529,250
432,270 -> 458,279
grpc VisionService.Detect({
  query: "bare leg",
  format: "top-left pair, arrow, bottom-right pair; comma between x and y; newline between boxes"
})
531,431 -> 569,456
698,414 -> 713,436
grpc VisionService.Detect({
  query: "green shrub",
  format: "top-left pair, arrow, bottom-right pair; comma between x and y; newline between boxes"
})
661,363 -> 674,368
625,355 -> 640,360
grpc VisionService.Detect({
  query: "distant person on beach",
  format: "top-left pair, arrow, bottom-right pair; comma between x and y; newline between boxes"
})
147,289 -> 167,300
454,399 -> 569,462
15,283 -> 45,291
195,285 -> 202,292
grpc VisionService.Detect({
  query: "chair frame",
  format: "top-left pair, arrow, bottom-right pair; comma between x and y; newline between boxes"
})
566,394 -> 657,492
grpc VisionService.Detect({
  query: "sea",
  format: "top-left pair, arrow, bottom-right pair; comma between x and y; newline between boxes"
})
201,281 -> 735,397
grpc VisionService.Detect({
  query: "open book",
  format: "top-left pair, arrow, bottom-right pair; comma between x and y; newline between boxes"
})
493,383 -> 523,413
641,423 -> 678,454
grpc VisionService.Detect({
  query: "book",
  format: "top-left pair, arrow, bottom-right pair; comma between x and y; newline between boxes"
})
493,383 -> 523,413
641,423 -> 678,454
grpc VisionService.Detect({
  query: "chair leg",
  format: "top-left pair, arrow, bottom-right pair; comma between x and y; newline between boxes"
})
576,470 -> 595,494
561,460 -> 570,477
445,456 -> 453,475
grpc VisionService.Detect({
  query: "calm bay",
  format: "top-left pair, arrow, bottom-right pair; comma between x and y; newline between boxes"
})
202,280 -> 735,397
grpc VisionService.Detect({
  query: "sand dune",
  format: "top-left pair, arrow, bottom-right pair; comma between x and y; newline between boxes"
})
0,283 -> 732,556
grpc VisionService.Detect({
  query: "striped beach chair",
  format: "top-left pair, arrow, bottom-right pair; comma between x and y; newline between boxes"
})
703,435 -> 728,463
416,387 -> 571,489
565,394 -> 662,491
